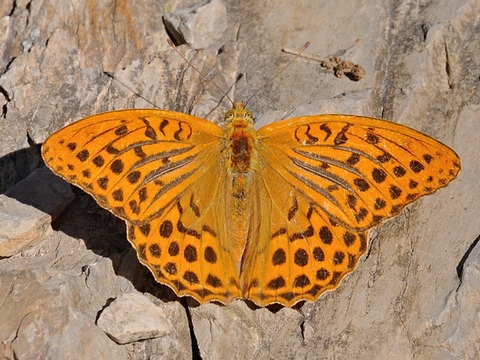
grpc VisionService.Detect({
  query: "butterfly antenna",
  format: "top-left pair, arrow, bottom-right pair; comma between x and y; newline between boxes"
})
244,41 -> 311,107
103,72 -> 160,108
167,39 -> 235,107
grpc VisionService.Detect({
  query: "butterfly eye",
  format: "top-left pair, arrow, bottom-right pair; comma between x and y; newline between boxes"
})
225,110 -> 234,120
244,111 -> 253,119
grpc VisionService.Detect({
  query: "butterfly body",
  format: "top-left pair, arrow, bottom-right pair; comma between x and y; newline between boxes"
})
42,104 -> 460,307
222,102 -> 259,270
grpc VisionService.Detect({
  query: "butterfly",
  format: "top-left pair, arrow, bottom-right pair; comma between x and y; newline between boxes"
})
41,101 -> 460,307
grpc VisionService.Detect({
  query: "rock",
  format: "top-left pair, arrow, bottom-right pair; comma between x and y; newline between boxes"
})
0,167 -> 74,257
0,261 -> 126,359
191,301 -> 304,358
163,0 -> 228,50
432,236 -> 480,358
97,293 -> 176,344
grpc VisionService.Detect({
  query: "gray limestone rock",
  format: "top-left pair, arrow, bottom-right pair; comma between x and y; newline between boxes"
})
97,293 -> 178,345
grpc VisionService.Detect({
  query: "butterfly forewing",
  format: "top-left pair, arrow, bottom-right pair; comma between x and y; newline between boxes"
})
256,115 -> 461,231
42,110 -> 223,220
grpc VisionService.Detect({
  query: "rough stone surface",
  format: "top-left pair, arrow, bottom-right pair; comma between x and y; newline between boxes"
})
97,293 -> 177,345
0,242 -> 128,359
0,167 -> 74,257
163,0 -> 228,50
0,0 -> 478,359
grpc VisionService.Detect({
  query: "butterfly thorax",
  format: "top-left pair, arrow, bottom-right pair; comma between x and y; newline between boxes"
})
224,101 -> 258,174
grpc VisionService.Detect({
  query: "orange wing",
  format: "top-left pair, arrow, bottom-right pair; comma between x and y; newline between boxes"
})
42,109 -> 242,304
240,114 -> 460,306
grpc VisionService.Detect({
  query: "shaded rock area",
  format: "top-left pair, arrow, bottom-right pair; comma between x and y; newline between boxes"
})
1,0 -> 479,359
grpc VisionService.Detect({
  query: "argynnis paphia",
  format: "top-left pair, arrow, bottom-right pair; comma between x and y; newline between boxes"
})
42,101 -> 460,306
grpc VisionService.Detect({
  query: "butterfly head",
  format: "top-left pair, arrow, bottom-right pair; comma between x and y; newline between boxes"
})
225,101 -> 254,125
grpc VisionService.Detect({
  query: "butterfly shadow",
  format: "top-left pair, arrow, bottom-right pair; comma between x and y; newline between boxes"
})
51,186 -> 185,303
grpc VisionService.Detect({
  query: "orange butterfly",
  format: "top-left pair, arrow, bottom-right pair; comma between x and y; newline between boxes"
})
42,101 -> 460,307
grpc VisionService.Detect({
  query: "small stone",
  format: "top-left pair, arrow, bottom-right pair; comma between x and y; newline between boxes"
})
97,293 -> 174,344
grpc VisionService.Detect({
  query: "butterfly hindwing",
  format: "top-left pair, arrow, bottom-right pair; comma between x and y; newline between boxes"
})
128,165 -> 242,304
241,159 -> 368,307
